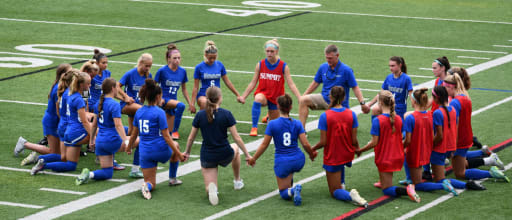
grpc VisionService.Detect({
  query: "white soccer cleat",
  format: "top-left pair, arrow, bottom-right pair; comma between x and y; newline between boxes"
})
234,179 -> 244,190
141,183 -> 152,200
14,136 -> 27,156
168,178 -> 183,186
208,182 -> 219,205
490,153 -> 505,170
21,151 -> 38,166
350,189 -> 368,207
30,159 -> 45,175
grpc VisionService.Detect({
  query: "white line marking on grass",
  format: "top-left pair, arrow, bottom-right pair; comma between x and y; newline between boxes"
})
0,166 -> 126,183
0,18 -> 507,54
450,62 -> 473,66
407,74 -> 434,79
493,45 -> 512,48
0,99 -> 46,106
130,0 -> 512,25
396,162 -> 512,220
119,163 -> 163,170
360,88 -> 381,92
0,201 -> 44,209
472,96 -> 512,116
418,68 -> 432,71
457,56 -> 491,60
19,54 -> 512,220
39,188 -> 87,195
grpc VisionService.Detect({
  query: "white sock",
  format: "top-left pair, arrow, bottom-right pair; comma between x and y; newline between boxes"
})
89,172 -> 95,179
288,188 -> 293,197
131,165 -> 140,172
483,157 -> 494,166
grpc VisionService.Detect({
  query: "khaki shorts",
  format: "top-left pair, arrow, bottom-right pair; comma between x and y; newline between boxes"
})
308,94 -> 329,110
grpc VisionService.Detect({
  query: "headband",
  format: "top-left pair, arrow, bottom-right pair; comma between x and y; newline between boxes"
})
265,43 -> 278,50
411,93 -> 418,103
169,49 -> 180,55
442,82 -> 456,88
434,59 -> 444,66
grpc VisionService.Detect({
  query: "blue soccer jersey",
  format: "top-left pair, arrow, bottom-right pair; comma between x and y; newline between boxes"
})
154,65 -> 188,100
95,97 -> 122,143
57,88 -> 70,135
89,69 -> 111,110
265,117 -> 305,155
65,92 -> 87,136
314,60 -> 357,108
194,61 -> 226,96
381,73 -> 413,114
133,105 -> 168,153
42,84 -> 60,128
120,67 -> 152,105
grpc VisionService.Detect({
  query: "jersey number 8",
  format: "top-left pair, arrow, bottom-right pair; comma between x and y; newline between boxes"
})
283,132 -> 291,146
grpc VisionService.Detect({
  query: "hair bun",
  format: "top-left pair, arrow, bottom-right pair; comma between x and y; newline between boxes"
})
167,43 -> 177,51
94,49 -> 100,54
206,40 -> 215,46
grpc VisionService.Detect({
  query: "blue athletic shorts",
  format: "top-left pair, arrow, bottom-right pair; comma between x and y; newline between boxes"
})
323,162 -> 352,173
140,148 -> 173,169
430,151 -> 447,166
43,124 -> 59,137
64,131 -> 88,147
453,148 -> 468,157
96,138 -> 122,156
267,101 -> 278,110
274,152 -> 305,178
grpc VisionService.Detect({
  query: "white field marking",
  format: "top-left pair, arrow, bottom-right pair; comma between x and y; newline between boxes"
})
0,99 -> 46,106
350,97 -> 369,101
457,56 -> 491,60
472,96 -> 512,116
0,51 -> 382,84
418,68 -> 433,71
203,54 -> 512,220
19,54 -> 512,220
0,201 -> 44,209
39,188 -> 87,195
396,162 -> 512,220
0,166 -> 126,183
130,0 -> 512,25
290,113 -> 318,118
119,163 -> 163,170
237,132 -> 264,137
493,45 -> 512,48
450,62 -> 473,65
360,88 -> 380,92
0,18 -> 507,55
407,74 -> 434,79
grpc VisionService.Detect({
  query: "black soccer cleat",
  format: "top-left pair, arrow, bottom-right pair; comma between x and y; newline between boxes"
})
466,180 -> 486,190
473,136 -> 483,149
38,136 -> 48,146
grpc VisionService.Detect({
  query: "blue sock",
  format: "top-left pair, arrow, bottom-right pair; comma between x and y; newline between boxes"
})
443,179 -> 466,189
169,162 -> 179,178
382,186 -> 398,197
403,159 -> 411,180
415,182 -> 443,191
465,169 -> 491,180
423,164 -> 431,173
38,154 -> 61,163
333,189 -> 352,201
133,147 -> 140,166
44,161 -> 77,172
466,150 -> 484,159
251,102 -> 262,128
279,188 -> 292,200
172,102 -> 186,132
146,182 -> 153,191
341,166 -> 345,184
92,167 -> 114,180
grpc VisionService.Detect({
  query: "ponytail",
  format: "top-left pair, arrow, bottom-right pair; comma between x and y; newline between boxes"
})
205,86 -> 221,123
98,78 -> 117,114
139,78 -> 161,105
57,69 -> 78,102
412,88 -> 429,108
50,63 -> 72,99
433,86 -> 451,128
69,71 -> 89,95
328,86 -> 345,109
379,90 -> 396,133
390,56 -> 407,74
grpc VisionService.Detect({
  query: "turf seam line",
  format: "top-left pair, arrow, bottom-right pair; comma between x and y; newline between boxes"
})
0,11 -> 310,82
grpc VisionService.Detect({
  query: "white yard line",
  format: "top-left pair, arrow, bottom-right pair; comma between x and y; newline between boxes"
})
418,68 -> 432,71
450,62 -> 473,66
0,201 -> 44,209
17,54 -> 512,220
472,96 -> 512,116
39,188 -> 87,195
407,74 -> 434,79
396,162 -> 512,220
0,166 -> 126,183
0,18 -> 507,54
119,163 -> 163,170
130,0 -> 512,25
0,99 -> 46,106
457,56 -> 491,60
493,45 -> 512,48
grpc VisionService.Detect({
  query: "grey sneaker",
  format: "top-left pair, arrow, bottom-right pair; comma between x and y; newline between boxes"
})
14,136 -> 27,156
169,178 -> 183,186
21,151 -> 38,166
233,179 -> 244,190
30,159 -> 45,175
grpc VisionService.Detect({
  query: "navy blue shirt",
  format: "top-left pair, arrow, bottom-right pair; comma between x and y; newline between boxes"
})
192,108 -> 236,161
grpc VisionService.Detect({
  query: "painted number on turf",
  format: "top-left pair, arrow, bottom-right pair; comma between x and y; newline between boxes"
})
209,1 -> 321,17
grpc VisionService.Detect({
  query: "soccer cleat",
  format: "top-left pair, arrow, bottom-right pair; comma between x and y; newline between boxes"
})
373,182 -> 382,188
37,136 -> 48,146
142,183 -> 152,200
481,145 -> 492,156
80,151 -> 87,157
95,156 -> 100,164
350,189 -> 368,207
113,162 -> 125,171
233,179 -> 244,190
466,180 -> 486,190
293,184 -> 302,206
171,131 -> 180,140
442,179 -> 458,196
30,159 -> 45,175
490,166 -> 510,183
261,114 -> 269,123
76,168 -> 90,185
445,158 -> 451,166
14,136 -> 27,156
249,127 -> 258,137
168,178 -> 183,186
21,151 -> 38,166
473,136 -> 483,149
208,182 -> 219,205
406,185 -> 421,203
490,153 -> 505,170
129,170 -> 144,178
399,179 -> 412,186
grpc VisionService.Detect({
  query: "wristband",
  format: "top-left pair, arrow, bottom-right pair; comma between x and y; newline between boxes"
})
124,140 -> 129,146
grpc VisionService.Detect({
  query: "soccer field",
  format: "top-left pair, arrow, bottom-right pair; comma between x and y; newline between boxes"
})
1,0 -> 512,219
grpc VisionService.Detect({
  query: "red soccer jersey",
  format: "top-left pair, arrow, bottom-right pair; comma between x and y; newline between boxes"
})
324,108 -> 355,166
434,107 -> 457,153
431,78 -> 441,114
374,114 -> 404,172
254,59 -> 285,105
455,95 -> 473,149
406,111 -> 433,167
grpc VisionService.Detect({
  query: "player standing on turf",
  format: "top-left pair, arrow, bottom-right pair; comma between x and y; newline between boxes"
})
237,39 -> 301,137
184,86 -> 252,206
357,90 -> 421,203
191,40 -> 241,111
127,78 -> 185,199
312,86 -> 368,207
248,94 -> 316,206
